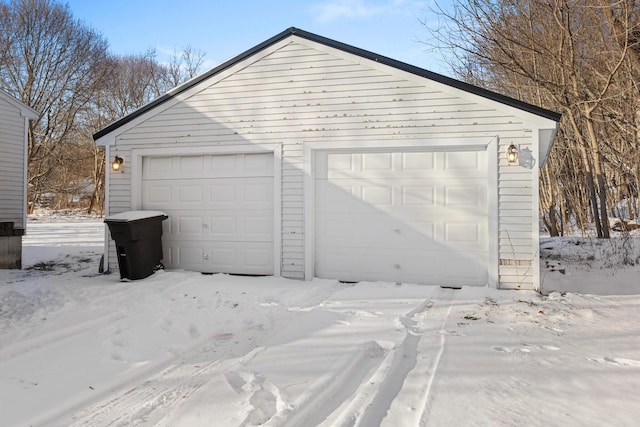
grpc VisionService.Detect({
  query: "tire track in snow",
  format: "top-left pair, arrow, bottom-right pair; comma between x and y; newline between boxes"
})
268,341 -> 390,427
296,288 -> 456,427
361,287 -> 456,427
415,290 -> 456,426
61,347 -> 266,427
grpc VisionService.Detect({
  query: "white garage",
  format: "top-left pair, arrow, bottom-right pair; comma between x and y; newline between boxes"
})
95,27 -> 560,290
314,149 -> 489,286
140,152 -> 275,275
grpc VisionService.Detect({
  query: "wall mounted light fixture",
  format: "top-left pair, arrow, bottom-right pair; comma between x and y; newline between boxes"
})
112,155 -> 124,172
507,144 -> 519,165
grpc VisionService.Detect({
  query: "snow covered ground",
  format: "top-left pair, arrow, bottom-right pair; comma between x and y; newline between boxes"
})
1,213 -> 639,427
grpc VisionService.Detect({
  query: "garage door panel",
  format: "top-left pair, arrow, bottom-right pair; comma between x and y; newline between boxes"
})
242,247 -> 272,271
143,153 -> 273,180
399,250 -> 486,285
317,180 -> 439,214
316,246 -> 486,286
444,150 -> 483,170
316,213 -> 436,249
243,183 -> 273,203
175,245 -> 206,270
163,213 -> 207,238
402,185 -> 436,207
362,185 -> 393,206
209,179 -> 273,210
444,222 -> 484,245
144,178 -> 274,210
160,239 -> 273,274
243,215 -> 273,237
318,182 -> 482,222
143,157 -> 173,179
323,152 -> 438,177
206,244 -> 272,274
317,211 -> 483,246
317,248 -> 394,279
177,184 -> 204,204
315,214 -> 363,242
315,149 -> 488,286
243,152 -> 274,173
144,184 -> 173,205
209,216 -> 237,236
142,152 -> 274,275
314,182 -> 359,212
209,154 -> 238,172
208,152 -> 273,178
402,152 -> 435,170
161,210 -> 273,242
362,152 -> 393,171
318,179 -> 485,212
179,155 -> 206,174
209,213 -> 273,241
177,215 -> 204,234
163,235 -> 273,273
322,152 -> 488,180
210,183 -> 236,203
444,184 -> 485,207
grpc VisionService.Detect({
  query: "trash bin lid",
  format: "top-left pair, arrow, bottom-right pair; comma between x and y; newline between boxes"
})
104,210 -> 168,223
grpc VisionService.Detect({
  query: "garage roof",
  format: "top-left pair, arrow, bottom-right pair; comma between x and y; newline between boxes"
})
93,27 -> 561,141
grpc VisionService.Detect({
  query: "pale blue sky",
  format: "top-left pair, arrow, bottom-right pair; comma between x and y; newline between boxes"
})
64,0 -> 453,76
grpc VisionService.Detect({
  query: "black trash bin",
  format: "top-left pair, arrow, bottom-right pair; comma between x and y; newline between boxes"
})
104,211 -> 168,280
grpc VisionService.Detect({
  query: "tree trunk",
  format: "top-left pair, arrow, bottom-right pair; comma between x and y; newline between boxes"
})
577,143 -> 603,237
585,114 -> 610,238
547,205 -> 559,237
540,165 -> 559,236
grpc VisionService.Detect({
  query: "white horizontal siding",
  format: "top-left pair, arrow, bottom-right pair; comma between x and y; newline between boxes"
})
497,140 -> 536,288
106,37 -> 539,287
0,98 -> 27,228
105,145 -> 134,270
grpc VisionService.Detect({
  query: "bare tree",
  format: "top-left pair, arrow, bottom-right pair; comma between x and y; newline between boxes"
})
0,0 -> 208,214
0,0 -> 109,212
92,47 -> 205,120
423,0 -> 640,237
81,48 -> 206,213
165,46 -> 206,88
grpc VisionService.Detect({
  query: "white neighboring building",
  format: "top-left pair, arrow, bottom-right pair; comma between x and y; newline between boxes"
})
0,90 -> 38,269
95,28 -> 560,290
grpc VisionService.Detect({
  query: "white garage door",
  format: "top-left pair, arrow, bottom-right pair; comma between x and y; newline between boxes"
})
141,153 -> 274,274
315,150 -> 488,286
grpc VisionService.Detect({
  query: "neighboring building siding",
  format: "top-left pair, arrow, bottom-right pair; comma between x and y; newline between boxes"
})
106,37 -> 542,288
0,91 -> 35,270
0,97 -> 27,229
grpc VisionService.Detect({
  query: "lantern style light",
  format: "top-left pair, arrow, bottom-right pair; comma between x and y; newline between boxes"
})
507,144 -> 518,165
112,155 -> 124,172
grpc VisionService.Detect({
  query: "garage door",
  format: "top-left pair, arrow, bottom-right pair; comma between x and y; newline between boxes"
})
315,150 -> 488,286
141,153 -> 274,274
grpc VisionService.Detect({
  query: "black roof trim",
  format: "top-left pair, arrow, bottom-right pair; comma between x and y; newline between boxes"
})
93,27 -> 560,141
